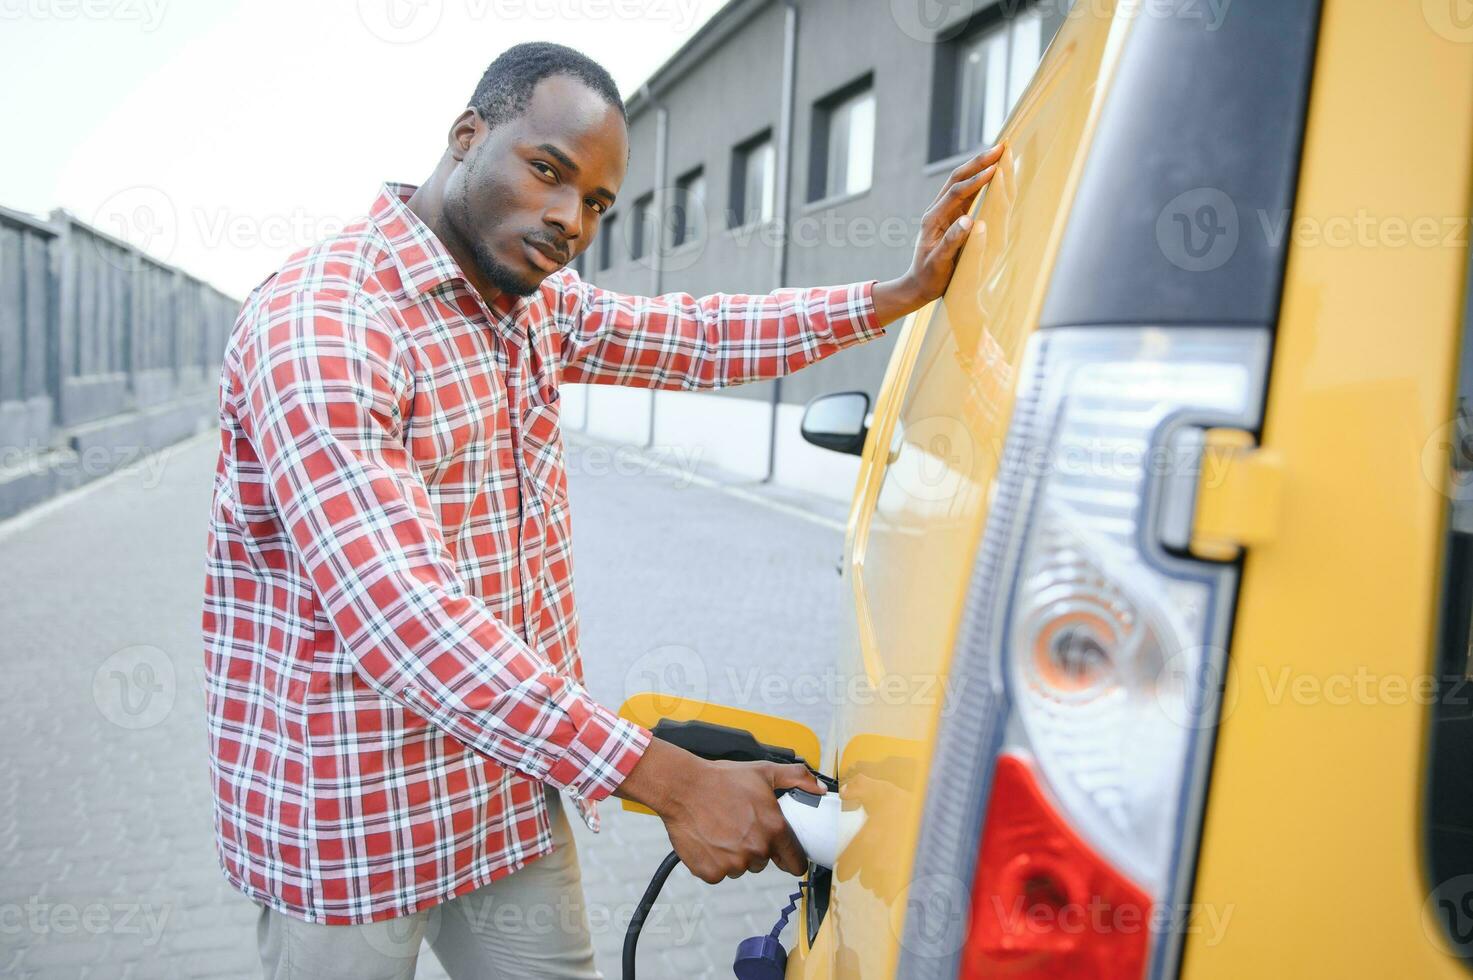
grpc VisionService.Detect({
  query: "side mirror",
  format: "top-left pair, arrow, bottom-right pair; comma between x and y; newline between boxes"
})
801,391 -> 871,457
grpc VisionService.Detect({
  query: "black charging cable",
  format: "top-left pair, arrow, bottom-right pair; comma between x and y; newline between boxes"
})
622,848 -> 681,980
622,850 -> 815,980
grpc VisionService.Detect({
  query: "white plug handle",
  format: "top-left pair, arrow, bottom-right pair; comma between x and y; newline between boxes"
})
778,790 -> 844,869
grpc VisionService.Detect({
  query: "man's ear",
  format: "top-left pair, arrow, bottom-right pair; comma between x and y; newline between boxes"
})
448,108 -> 480,163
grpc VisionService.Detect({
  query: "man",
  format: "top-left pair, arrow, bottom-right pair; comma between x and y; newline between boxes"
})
202,41 -> 999,979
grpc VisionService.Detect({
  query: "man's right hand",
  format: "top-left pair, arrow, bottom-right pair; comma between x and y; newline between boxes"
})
612,735 -> 826,883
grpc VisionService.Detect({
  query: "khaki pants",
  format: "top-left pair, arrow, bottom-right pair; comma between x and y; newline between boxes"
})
256,790 -> 602,979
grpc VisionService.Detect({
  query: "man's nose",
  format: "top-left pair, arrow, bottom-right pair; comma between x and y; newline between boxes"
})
543,190 -> 583,248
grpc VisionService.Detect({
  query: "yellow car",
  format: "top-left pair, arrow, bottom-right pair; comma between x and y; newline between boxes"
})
628,0 -> 1473,976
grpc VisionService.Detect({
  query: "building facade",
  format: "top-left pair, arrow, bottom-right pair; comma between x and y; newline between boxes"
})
563,0 -> 1069,500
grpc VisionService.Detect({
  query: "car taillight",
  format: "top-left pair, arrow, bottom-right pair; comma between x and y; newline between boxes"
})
963,754 -> 1151,978
897,327 -> 1269,980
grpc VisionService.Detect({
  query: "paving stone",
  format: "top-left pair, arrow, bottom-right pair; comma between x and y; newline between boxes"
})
175,946 -> 260,977
17,967 -> 115,980
16,938 -> 109,968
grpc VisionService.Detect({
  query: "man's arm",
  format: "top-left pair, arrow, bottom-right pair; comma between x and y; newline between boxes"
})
554,143 -> 1004,389
554,277 -> 885,389
233,289 -> 648,802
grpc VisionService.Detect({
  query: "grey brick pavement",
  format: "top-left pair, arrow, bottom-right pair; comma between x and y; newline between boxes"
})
0,431 -> 849,979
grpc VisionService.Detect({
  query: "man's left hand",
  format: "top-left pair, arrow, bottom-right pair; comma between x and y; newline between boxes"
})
873,142 -> 1005,325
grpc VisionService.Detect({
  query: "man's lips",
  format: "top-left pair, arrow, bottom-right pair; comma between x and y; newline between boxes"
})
524,239 -> 568,271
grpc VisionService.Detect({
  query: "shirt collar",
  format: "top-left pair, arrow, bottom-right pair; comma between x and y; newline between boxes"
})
370,182 -> 522,321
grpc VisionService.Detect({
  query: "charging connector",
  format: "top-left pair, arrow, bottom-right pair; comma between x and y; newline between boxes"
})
620,719 -> 838,980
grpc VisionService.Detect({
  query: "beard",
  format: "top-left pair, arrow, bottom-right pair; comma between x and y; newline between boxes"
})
444,150 -> 544,298
464,234 -> 542,297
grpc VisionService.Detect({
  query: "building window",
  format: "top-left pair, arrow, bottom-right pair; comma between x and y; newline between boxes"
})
932,1 -> 1069,162
809,77 -> 875,203
731,130 -> 776,228
671,168 -> 706,248
599,212 -> 617,270
630,193 -> 655,261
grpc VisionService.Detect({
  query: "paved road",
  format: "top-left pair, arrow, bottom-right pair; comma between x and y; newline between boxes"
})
0,430 -> 850,979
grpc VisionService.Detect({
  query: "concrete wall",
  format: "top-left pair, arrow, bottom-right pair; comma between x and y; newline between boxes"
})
564,0 -> 1051,502
0,205 -> 235,520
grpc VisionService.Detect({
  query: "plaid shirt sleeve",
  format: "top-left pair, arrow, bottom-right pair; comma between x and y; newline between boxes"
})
553,272 -> 885,387
232,288 -> 650,802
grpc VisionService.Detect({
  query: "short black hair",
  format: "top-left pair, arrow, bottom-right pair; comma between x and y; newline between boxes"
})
469,42 -> 626,131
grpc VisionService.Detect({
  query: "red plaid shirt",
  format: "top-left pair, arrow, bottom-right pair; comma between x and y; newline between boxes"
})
201,182 -> 883,923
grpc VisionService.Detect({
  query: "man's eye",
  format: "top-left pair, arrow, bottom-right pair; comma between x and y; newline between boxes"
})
532,162 -> 556,180
587,200 -> 606,215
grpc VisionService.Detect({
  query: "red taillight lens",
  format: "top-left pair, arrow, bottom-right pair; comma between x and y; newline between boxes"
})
894,329 -> 1268,980
961,754 -> 1152,980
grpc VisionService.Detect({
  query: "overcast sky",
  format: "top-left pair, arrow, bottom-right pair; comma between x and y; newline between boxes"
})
0,0 -> 730,296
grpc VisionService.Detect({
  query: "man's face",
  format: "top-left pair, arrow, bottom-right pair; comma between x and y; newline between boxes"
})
443,74 -> 628,297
